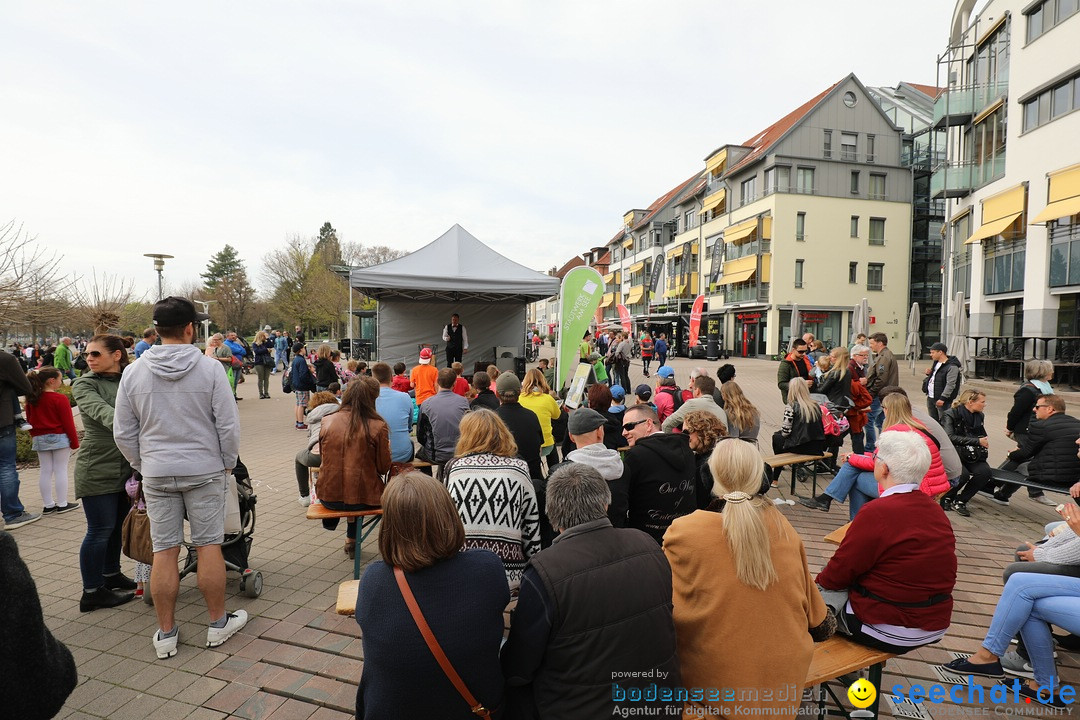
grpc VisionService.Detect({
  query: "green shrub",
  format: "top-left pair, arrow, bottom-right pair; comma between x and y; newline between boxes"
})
57,384 -> 76,407
15,428 -> 35,466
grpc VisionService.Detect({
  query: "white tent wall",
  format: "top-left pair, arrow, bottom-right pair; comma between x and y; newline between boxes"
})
377,300 -> 526,367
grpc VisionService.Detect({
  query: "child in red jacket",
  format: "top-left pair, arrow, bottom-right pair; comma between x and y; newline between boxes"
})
451,362 -> 470,397
390,362 -> 412,394
25,367 -> 81,514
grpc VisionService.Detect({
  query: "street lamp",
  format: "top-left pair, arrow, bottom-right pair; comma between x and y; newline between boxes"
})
144,253 -> 174,301
193,299 -> 216,346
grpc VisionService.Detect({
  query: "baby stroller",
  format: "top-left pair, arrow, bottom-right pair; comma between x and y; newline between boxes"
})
147,457 -> 263,603
809,394 -> 851,477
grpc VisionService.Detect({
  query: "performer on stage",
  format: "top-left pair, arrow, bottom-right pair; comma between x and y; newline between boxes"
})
442,313 -> 469,366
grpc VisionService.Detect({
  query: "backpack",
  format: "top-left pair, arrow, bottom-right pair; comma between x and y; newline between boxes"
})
820,404 -> 850,436
658,386 -> 684,412
281,364 -> 293,394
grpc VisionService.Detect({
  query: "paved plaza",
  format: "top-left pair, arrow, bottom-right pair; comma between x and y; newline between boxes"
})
11,349 -> 1080,719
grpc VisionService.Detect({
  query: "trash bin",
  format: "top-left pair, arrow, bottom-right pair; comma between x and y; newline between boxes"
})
706,339 -> 719,362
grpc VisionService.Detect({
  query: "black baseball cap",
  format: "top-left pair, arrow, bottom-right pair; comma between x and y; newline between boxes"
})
930,342 -> 948,352
153,297 -> 210,327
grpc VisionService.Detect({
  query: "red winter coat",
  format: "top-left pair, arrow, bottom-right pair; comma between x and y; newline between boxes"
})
845,378 -> 873,434
847,424 -> 950,498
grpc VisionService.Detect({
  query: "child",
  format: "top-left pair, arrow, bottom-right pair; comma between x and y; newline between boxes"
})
450,362 -> 469,397
391,362 -> 411,393
24,367 -> 80,514
124,475 -> 151,597
588,352 -> 608,385
814,355 -> 832,382
633,384 -> 657,412
328,381 -> 343,400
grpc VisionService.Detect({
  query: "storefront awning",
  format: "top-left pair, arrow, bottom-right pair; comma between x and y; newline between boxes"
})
965,212 -> 1022,244
718,268 -> 756,286
724,218 -> 758,244
628,261 -> 645,274
625,286 -> 645,305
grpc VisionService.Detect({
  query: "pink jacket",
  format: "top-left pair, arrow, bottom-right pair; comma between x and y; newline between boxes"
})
847,424 -> 950,498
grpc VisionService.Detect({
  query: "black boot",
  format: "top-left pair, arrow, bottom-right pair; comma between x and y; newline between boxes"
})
102,572 -> 137,590
797,494 -> 833,512
80,587 -> 136,612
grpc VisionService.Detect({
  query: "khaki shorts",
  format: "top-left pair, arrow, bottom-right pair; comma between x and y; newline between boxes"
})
142,472 -> 227,552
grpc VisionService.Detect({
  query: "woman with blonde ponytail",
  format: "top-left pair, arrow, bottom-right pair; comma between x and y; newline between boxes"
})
664,439 -> 833,719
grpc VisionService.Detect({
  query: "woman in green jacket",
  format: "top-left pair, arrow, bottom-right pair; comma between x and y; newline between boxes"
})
72,334 -> 136,612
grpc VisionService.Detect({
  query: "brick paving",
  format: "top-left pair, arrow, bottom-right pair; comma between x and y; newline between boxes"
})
7,350 -> 1079,718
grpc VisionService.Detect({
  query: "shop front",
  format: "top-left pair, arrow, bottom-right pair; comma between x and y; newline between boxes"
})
779,309 -> 844,350
734,310 -> 768,358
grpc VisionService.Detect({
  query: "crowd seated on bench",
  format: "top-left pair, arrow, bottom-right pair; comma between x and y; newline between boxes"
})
989,394 -> 1080,505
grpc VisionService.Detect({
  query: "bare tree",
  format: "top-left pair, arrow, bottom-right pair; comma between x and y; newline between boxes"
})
340,242 -> 405,268
0,220 -> 80,336
75,271 -> 141,335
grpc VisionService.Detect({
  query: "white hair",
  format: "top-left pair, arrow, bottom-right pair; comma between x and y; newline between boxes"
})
851,343 -> 870,355
875,431 -> 931,486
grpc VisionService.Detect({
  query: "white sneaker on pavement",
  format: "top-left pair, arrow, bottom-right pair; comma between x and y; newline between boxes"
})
1031,495 -> 1058,506
206,610 -> 248,648
298,495 -> 311,507
153,627 -> 179,659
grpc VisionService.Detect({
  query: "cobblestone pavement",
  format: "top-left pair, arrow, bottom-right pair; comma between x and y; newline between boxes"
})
8,350 -> 1078,719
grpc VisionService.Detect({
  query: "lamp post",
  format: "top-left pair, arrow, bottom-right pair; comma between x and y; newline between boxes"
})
193,299 -> 216,346
144,253 -> 174,301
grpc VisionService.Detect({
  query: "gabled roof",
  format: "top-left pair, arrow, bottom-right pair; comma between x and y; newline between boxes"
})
726,82 -> 840,175
904,82 -> 944,99
554,256 -> 586,279
348,224 -> 560,302
631,173 -> 703,231
595,250 -> 611,266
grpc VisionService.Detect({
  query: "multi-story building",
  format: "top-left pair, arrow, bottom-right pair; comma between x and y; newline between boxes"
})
937,0 -> 1080,361
695,74 -> 913,357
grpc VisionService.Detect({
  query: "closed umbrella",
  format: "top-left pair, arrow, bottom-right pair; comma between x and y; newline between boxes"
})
788,303 -> 800,352
850,298 -> 870,345
946,291 -> 970,377
904,302 -> 921,374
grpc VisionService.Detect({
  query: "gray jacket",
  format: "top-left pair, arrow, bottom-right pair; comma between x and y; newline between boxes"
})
419,389 -> 470,463
661,395 -> 728,432
114,344 -> 240,477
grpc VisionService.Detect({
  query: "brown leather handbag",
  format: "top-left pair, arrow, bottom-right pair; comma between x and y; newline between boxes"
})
393,566 -> 494,718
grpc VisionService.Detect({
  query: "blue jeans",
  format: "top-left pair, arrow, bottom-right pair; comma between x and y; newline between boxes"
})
982,573 -> 1080,689
79,491 -> 128,590
824,463 -> 879,520
864,398 -> 883,452
0,425 -> 24,522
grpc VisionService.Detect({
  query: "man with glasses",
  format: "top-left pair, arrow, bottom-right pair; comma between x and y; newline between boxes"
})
621,405 -> 696,543
777,338 -> 814,403
993,395 -> 1080,505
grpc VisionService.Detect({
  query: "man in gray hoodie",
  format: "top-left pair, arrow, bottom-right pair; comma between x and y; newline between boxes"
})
552,408 -> 629,528
114,297 -> 245,661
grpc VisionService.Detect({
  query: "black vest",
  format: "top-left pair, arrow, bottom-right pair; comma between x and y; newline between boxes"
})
445,323 -> 463,350
527,519 -> 681,719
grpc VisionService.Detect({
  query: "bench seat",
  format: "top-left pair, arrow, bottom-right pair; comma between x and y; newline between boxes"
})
990,468 -> 1072,497
806,636 -> 894,716
763,452 -> 833,496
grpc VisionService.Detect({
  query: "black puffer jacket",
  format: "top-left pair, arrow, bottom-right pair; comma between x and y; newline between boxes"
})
1006,383 -> 1041,435
1007,412 -> 1080,487
623,433 -> 697,543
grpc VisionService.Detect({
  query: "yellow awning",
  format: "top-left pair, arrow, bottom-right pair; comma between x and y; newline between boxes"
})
599,293 -> 614,309
760,253 -> 772,283
691,241 -> 699,254
625,286 -> 645,305
973,98 -> 1004,125
628,261 -> 645,274
698,188 -> 726,216
602,272 -> 615,284
723,255 -> 757,275
966,212 -> 1022,244
1033,196 -> 1080,224
705,148 -> 727,176
1050,164 -> 1080,203
669,283 -> 687,297
761,216 -> 772,240
718,269 -> 756,286
667,245 -> 685,260
976,14 -> 1007,47
622,237 -> 634,249
983,183 -> 1026,224
724,218 -> 758,244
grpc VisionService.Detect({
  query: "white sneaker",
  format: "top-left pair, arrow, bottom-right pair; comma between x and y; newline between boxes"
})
298,495 -> 311,507
206,610 -> 248,648
1001,650 -> 1034,678
1032,494 -> 1058,506
153,627 -> 179,659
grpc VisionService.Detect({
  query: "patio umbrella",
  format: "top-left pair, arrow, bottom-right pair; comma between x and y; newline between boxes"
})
946,291 -> 970,377
850,298 -> 870,345
788,303 -> 800,352
904,302 -> 921,374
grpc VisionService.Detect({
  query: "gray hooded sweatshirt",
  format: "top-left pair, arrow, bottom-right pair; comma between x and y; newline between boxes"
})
114,343 -> 240,478
565,443 -> 624,481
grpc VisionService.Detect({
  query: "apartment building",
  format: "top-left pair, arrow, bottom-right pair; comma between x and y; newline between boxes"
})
938,0 -> 1080,358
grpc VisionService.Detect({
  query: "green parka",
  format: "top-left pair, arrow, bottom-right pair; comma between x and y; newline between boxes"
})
72,372 -> 132,498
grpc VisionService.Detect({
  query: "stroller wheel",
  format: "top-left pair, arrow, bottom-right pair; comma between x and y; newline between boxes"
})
240,569 -> 263,598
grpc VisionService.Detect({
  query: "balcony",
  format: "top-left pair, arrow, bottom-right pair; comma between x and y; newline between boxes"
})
930,156 -> 1006,198
932,80 -> 1009,128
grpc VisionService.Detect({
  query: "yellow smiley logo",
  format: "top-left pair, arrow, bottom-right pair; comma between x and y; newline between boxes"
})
848,678 -> 877,709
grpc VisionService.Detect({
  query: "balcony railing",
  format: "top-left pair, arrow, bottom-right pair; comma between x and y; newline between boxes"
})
839,149 -> 858,162
930,155 -> 1007,198
932,80 -> 1009,128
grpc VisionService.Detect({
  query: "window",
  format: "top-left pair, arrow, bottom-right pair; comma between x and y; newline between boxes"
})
765,166 -> 790,194
867,263 -> 884,291
965,102 -> 1007,183
869,173 -> 886,200
984,238 -> 1026,295
1053,82 -> 1073,119
795,167 -> 815,194
1019,75 -> 1080,134
794,259 -> 804,288
740,177 -> 757,206
1027,0 -> 1080,43
823,130 -> 833,158
850,171 -> 860,194
850,216 -> 859,237
840,132 -> 857,161
796,212 -> 806,242
869,218 -> 885,246
849,262 -> 858,283
1049,216 -> 1080,287
684,210 -> 695,232
952,212 -> 973,296
866,135 -> 876,163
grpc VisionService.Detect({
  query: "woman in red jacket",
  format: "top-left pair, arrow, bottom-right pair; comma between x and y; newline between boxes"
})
799,392 -> 949,519
25,367 -> 81,514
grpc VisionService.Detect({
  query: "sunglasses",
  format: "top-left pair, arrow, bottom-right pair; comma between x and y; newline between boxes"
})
623,419 -> 649,432
86,350 -> 109,358
1035,404 -> 1051,409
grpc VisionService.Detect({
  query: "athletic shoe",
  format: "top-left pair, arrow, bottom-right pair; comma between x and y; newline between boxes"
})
55,502 -> 81,514
206,610 -> 248,648
942,657 -> 1004,679
940,498 -> 955,511
42,506 -> 58,515
153,627 -> 179,659
296,423 -> 308,430
1000,650 -> 1034,679
953,501 -> 971,518
16,419 -> 33,431
991,493 -> 1011,506
1032,494 -> 1058,506
5,512 -> 41,529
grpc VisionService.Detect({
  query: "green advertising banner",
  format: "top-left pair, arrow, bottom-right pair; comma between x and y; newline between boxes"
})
556,266 -> 606,390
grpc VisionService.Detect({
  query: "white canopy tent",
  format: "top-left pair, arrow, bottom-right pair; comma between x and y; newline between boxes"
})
348,225 -> 561,366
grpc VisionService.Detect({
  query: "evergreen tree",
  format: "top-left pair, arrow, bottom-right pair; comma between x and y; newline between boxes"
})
201,245 -> 244,291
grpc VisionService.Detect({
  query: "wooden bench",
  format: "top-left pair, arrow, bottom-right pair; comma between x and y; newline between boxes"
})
336,579 -> 360,615
806,636 -> 894,718
824,521 -> 852,545
306,503 -> 383,579
763,452 -> 833,496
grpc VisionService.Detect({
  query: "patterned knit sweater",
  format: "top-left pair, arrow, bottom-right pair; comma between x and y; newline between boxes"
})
444,453 -> 541,590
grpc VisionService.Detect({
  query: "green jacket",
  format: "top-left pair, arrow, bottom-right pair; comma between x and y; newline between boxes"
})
72,372 -> 132,498
53,342 -> 72,371
776,354 -> 813,403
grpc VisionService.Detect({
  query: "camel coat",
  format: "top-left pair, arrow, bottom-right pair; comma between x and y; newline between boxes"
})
664,507 -> 828,719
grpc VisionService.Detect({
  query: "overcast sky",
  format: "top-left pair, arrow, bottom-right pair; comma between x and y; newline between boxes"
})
1,1 -> 958,300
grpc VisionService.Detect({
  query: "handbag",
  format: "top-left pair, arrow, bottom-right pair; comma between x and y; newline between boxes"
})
957,443 -> 989,463
122,508 -> 155,565
394,566 -> 494,718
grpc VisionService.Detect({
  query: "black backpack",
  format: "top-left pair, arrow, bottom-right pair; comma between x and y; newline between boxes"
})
657,386 -> 684,412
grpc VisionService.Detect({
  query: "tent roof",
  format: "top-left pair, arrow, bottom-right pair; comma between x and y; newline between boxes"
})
348,224 -> 561,302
